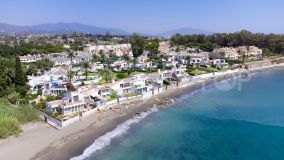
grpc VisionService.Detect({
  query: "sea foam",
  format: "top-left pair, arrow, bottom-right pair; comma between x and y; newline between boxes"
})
70,107 -> 158,160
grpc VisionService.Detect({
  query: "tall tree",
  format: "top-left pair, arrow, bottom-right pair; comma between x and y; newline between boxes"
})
99,50 -> 108,63
130,34 -> 145,58
145,39 -> 159,55
15,57 -> 25,87
82,62 -> 91,79
130,34 -> 145,71
92,54 -> 101,62
15,57 -> 28,97
122,54 -> 132,75
98,65 -> 113,83
66,70 -> 75,91
67,70 -> 74,84
67,49 -> 75,66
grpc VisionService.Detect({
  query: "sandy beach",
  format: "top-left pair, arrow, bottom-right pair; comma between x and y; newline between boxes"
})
0,65 -> 283,160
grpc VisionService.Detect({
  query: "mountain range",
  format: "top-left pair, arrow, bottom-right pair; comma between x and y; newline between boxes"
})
0,22 -> 212,37
157,27 -> 212,37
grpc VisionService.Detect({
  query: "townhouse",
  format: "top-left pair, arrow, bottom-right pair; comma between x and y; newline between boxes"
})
49,52 -> 92,66
213,46 -> 262,60
20,54 -> 42,63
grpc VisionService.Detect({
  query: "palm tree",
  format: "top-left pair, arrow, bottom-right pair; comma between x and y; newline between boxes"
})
98,65 -> 113,83
67,50 -> 75,66
82,62 -> 91,80
66,49 -> 77,90
67,70 -> 75,84
99,50 -> 107,63
242,54 -> 246,64
122,54 -> 132,74
66,70 -> 76,91
132,57 -> 138,72
92,54 -> 101,62
237,49 -> 241,63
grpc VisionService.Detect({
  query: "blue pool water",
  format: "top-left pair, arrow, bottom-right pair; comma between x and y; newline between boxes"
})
76,69 -> 284,160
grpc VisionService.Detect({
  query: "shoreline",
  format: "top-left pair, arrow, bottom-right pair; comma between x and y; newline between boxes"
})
1,65 -> 284,160
33,70 -> 249,160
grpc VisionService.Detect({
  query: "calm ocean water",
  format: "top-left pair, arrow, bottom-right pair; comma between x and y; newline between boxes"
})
76,69 -> 284,160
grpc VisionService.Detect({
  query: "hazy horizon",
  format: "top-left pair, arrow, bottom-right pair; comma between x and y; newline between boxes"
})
1,0 -> 284,34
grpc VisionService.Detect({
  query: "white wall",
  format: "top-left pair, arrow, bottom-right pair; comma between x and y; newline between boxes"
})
35,109 -> 80,128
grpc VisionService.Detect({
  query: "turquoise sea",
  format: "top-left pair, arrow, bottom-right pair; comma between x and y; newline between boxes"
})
74,69 -> 284,160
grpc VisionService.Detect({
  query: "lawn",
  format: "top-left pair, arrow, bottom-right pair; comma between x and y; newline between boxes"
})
130,71 -> 146,75
88,72 -> 100,76
190,69 -> 208,75
219,66 -> 232,71
207,67 -> 220,72
96,79 -> 107,85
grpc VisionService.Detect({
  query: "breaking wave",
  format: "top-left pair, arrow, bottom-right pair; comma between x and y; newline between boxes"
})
70,107 -> 158,160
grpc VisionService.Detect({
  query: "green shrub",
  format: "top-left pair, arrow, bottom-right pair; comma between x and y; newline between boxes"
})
0,117 -> 21,138
46,95 -> 59,102
7,93 -> 21,104
116,72 -> 127,79
0,102 -> 39,138
111,91 -> 117,99
127,92 -> 137,97
163,80 -> 170,85
17,106 -> 40,123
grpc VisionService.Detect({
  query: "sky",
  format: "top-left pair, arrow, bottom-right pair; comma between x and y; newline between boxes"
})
0,0 -> 284,34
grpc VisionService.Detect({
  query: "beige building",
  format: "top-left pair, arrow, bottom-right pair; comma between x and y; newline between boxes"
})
214,46 -> 262,60
84,44 -> 131,56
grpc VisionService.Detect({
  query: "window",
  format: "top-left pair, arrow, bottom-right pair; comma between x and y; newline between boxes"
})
73,95 -> 79,102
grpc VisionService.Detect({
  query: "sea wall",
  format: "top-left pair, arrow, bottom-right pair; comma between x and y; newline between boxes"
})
35,109 -> 80,128
244,57 -> 284,69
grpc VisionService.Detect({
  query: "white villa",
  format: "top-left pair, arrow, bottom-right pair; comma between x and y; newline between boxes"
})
28,67 -> 68,95
91,62 -> 104,72
49,52 -> 92,66
106,74 -> 151,97
20,54 -> 42,63
210,59 -> 229,67
45,92 -> 86,115
189,52 -> 209,66
110,60 -> 129,71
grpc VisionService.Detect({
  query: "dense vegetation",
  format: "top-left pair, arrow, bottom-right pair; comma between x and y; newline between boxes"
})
0,57 -> 17,97
26,59 -> 54,76
171,30 -> 284,54
0,43 -> 64,57
0,56 -> 29,100
130,34 -> 160,56
0,100 -> 39,138
0,57 -> 41,138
